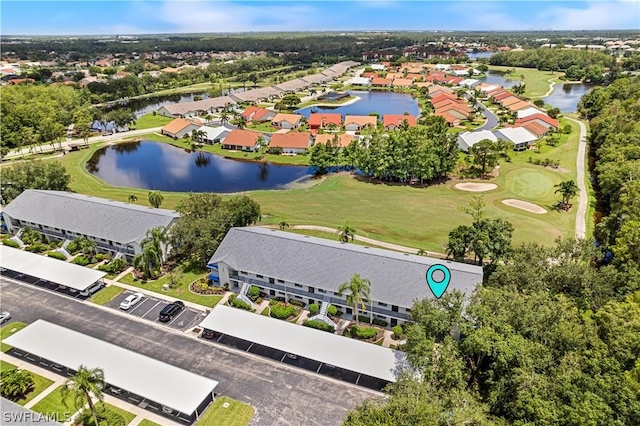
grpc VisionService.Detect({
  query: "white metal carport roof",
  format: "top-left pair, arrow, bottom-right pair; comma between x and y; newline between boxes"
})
200,305 -> 407,383
4,320 -> 219,416
0,246 -> 106,291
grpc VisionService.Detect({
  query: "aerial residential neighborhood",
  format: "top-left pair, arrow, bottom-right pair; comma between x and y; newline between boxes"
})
1,1 -> 639,426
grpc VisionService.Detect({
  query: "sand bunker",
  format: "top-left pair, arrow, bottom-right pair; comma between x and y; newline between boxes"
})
502,199 -> 547,214
455,182 -> 498,192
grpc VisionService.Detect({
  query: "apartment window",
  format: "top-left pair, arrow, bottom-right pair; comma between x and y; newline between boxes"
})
392,305 -> 399,312
256,274 -> 263,278
269,278 -> 274,284
378,302 -> 387,307
318,289 -> 326,293
240,271 -> 247,275
309,287 -> 314,293
294,283 -> 302,288
277,279 -> 284,283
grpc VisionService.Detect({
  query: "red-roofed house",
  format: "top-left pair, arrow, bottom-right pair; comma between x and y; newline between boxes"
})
362,72 -> 378,79
309,113 -> 342,131
515,113 -> 559,130
371,77 -> 392,87
435,106 -> 469,120
222,129 -> 263,152
435,111 -> 461,127
161,118 -> 202,139
314,133 -> 355,148
271,113 -> 304,130
392,78 -> 414,88
269,132 -> 312,154
430,92 -> 458,104
242,106 -> 277,122
517,121 -> 551,138
344,115 -> 378,132
383,115 -> 417,130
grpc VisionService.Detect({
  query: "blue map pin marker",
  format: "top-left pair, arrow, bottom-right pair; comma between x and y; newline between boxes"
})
426,264 -> 451,299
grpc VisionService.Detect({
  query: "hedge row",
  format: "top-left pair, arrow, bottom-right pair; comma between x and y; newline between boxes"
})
47,251 -> 67,260
350,325 -> 378,340
270,303 -> 296,319
302,319 -> 335,332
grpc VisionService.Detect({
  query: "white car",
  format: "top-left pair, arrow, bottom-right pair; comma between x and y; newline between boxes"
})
0,312 -> 11,324
120,293 -> 144,310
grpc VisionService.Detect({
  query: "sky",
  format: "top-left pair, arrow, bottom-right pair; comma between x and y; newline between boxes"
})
1,1 -> 639,36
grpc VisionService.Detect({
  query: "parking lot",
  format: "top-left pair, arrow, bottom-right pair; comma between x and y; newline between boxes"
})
106,290 -> 206,331
1,269 -> 93,300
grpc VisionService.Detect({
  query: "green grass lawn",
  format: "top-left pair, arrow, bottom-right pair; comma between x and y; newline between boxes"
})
137,420 -> 162,426
246,121 -> 278,133
195,397 -> 254,426
131,113 -> 173,130
99,402 -> 136,425
488,66 -> 563,98
117,270 -> 222,307
1,360 -> 17,372
1,322 -> 27,353
286,228 -> 390,250
260,307 -> 270,316
90,285 -> 126,305
10,370 -> 55,406
31,385 -> 73,419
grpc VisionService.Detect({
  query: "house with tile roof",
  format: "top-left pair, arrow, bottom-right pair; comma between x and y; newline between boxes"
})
269,132 -> 312,154
161,118 -> 202,139
371,77 -> 392,87
344,115 -> 378,132
221,129 -> 263,152
515,113 -> 559,130
314,133 -> 355,148
309,113 -> 342,131
506,100 -> 534,112
457,130 -> 498,151
391,78 -> 414,88
383,115 -> 417,130
272,113 -> 304,130
517,121 -> 551,138
435,111 -> 461,127
493,127 -> 537,150
242,106 -> 277,123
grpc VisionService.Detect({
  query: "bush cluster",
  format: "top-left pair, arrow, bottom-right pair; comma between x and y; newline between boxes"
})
302,319 -> 335,332
72,255 -> 91,266
288,299 -> 305,307
230,296 -> 252,311
350,325 -> 378,340
248,285 -> 260,301
25,243 -> 47,253
2,238 -> 19,248
372,318 -> 388,327
528,157 -> 560,168
392,325 -> 404,339
308,303 -> 319,315
270,303 -> 296,319
47,251 -> 67,260
75,407 -> 126,426
95,253 -> 111,262
66,241 -> 79,254
98,258 -> 128,274
327,304 -> 338,316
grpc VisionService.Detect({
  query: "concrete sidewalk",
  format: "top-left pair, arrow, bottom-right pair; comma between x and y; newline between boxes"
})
1,352 -> 180,426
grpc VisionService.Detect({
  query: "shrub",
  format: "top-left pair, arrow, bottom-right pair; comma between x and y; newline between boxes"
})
228,293 -> 237,302
392,325 -> 404,339
95,253 -> 111,261
72,255 -> 90,266
327,304 -> 338,316
75,407 -> 126,426
231,297 -> 252,310
357,315 -> 371,324
288,298 -> 305,307
255,297 -> 263,304
372,318 -> 388,328
48,240 -> 61,249
2,238 -> 19,248
308,303 -> 319,315
0,369 -> 34,400
66,241 -> 79,254
270,303 -> 296,319
303,319 -> 335,332
25,243 -> 47,253
47,251 -> 67,260
248,285 -> 260,301
351,325 -> 378,340
563,124 -> 572,134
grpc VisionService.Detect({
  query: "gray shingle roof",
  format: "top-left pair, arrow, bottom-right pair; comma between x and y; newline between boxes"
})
4,190 -> 180,245
209,227 -> 483,308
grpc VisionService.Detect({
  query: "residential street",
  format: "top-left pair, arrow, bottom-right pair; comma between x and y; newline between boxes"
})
0,279 -> 376,426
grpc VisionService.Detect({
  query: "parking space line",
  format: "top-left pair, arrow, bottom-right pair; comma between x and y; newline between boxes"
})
140,301 -> 160,319
128,298 -> 147,314
166,309 -> 187,326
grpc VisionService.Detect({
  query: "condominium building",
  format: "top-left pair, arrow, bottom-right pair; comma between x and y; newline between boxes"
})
207,227 -> 483,326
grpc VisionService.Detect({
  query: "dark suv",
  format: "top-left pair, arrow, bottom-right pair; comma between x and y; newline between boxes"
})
159,301 -> 185,322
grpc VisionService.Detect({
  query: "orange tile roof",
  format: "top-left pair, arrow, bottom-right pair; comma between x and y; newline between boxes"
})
428,85 -> 452,94
430,92 -> 458,103
492,91 -> 514,101
223,129 -> 262,147
516,113 -> 559,129
519,121 -> 549,137
383,115 -> 417,127
501,96 -> 523,106
161,118 -> 201,134
415,82 -> 433,88
506,100 -> 533,111
344,115 -> 378,127
385,73 -> 403,80
270,132 -> 312,149
314,133 -> 355,148
432,100 -> 470,113
435,111 -> 460,124
371,77 -> 392,86
241,106 -> 262,118
272,113 -> 303,125
392,78 -> 414,87
308,113 -> 342,127
405,73 -> 423,81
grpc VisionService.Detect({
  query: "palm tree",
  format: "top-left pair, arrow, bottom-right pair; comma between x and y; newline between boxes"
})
141,227 -> 167,264
337,223 -> 357,243
235,115 -> 247,129
337,274 -> 371,325
148,190 -> 164,208
417,248 -> 428,256
554,180 -> 579,210
512,83 -> 526,96
0,369 -> 34,400
128,194 -> 137,203
278,221 -> 289,230
204,114 -> 213,124
61,366 -> 105,426
133,242 -> 162,279
220,110 -> 229,125
77,237 -> 97,256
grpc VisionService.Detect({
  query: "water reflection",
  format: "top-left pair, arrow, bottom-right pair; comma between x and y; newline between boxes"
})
86,141 -> 312,193
296,91 -> 420,118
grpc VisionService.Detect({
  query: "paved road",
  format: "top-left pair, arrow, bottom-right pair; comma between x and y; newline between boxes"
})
0,280 -> 375,426
475,103 -> 499,131
4,127 -> 163,159
566,117 -> 588,239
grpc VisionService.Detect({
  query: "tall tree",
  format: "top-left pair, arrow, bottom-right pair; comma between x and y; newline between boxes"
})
148,190 -> 164,208
338,223 -> 357,243
338,274 -> 371,325
61,366 -> 105,426
554,179 -> 579,209
469,139 -> 502,176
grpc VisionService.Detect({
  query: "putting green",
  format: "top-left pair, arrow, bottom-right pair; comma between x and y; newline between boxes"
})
510,171 -> 554,199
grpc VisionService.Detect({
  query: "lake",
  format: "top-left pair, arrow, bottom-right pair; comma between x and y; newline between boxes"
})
542,82 -> 592,112
296,91 -> 420,118
466,52 -> 495,60
86,141 -> 313,193
479,70 -> 520,89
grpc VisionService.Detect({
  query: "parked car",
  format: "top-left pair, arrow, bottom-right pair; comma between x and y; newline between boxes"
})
202,329 -> 215,339
286,353 -> 298,360
120,293 -> 144,310
0,312 -> 11,324
159,301 -> 185,322
80,281 -> 104,297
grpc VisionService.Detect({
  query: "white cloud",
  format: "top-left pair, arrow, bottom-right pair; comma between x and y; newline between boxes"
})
536,0 -> 640,30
